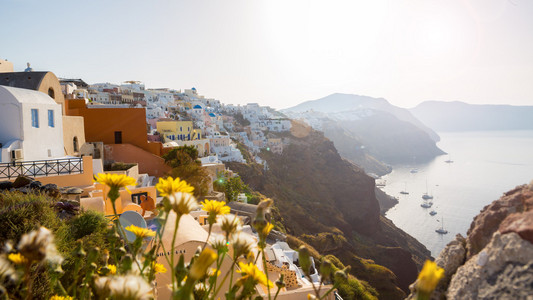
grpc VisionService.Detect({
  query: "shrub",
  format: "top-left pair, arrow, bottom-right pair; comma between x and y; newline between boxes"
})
0,191 -> 60,245
105,162 -> 137,171
68,210 -> 108,241
323,254 -> 379,300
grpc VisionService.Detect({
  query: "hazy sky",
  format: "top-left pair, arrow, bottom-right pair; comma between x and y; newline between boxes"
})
1,0 -> 532,109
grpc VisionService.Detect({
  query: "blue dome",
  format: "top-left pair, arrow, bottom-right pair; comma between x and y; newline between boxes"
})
193,105 -> 202,109
191,87 -> 197,91
209,113 -> 216,117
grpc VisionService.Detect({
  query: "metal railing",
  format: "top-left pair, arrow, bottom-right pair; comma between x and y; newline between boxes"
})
0,157 -> 83,180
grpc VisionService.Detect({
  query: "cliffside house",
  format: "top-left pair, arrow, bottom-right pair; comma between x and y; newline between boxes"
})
0,85 -> 64,163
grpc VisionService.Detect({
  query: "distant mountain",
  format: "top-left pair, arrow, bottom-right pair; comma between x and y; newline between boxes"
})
286,93 -> 441,141
410,101 -> 533,132
283,94 -> 445,167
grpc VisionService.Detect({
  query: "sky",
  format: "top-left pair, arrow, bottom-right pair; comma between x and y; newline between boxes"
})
1,0 -> 532,109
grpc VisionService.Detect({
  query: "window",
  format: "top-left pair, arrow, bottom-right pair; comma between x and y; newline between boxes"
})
114,131 -> 122,144
48,110 -> 54,127
31,109 -> 39,128
73,137 -> 79,152
48,88 -> 55,99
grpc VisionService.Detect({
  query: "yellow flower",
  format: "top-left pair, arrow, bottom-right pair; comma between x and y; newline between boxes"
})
261,223 -> 274,238
95,173 -> 137,192
125,225 -> 156,238
8,253 -> 28,265
238,262 -> 273,288
208,268 -> 221,277
156,177 -> 194,197
189,248 -> 218,280
152,262 -> 167,274
108,264 -> 117,275
417,260 -> 444,293
98,264 -> 117,275
201,200 -> 230,224
50,296 -> 73,300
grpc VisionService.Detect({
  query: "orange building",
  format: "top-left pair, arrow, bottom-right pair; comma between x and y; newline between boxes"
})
65,99 -> 161,156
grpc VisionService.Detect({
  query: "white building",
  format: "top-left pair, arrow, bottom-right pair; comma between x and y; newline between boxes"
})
121,81 -> 145,91
0,86 -> 64,163
265,118 -> 292,132
89,91 -> 110,104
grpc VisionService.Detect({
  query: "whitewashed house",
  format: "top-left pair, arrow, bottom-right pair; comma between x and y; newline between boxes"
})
0,86 -> 64,163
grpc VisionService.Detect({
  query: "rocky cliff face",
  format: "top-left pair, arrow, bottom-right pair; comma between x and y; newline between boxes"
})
228,122 -> 432,299
407,182 -> 533,299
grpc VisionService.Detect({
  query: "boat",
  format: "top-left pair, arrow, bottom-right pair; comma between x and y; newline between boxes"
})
400,182 -> 409,194
445,155 -> 454,163
436,217 -> 448,234
429,210 -> 437,216
410,168 -> 418,173
422,179 -> 434,200
376,180 -> 386,187
421,201 -> 433,208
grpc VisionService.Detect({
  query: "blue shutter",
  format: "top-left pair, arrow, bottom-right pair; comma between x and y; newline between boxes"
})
48,110 -> 54,127
31,109 -> 39,128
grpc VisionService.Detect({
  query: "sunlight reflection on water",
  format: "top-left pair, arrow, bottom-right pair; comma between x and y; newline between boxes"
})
382,130 -> 533,256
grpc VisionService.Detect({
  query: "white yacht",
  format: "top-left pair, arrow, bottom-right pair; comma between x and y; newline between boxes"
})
400,182 -> 409,195
436,217 -> 448,234
421,201 -> 433,208
422,179 -> 434,200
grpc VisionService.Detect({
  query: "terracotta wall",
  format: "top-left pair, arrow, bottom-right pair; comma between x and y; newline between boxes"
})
37,156 -> 94,187
104,144 -> 171,177
65,99 -> 161,156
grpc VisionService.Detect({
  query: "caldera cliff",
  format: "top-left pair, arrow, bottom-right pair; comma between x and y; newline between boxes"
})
228,122 -> 431,299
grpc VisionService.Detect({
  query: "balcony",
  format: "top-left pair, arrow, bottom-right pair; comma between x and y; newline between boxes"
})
0,157 -> 83,180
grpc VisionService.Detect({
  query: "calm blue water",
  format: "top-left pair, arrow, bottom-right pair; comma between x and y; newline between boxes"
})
383,130 -> 533,256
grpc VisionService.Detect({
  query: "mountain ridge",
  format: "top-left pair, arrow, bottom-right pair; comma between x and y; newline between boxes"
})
282,93 -> 445,169
411,101 -> 533,132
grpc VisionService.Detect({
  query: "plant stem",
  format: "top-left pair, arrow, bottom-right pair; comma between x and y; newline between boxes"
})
170,214 -> 182,294
212,260 -> 236,297
261,248 -> 271,300
319,285 -> 337,300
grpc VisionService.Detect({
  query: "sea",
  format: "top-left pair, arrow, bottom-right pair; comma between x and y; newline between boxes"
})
381,130 -> 533,257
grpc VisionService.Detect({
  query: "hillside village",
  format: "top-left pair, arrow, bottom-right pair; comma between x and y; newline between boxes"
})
0,59 -> 337,299
0,60 -> 292,181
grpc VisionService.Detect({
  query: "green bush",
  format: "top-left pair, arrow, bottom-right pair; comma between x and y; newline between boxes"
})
0,191 -> 114,299
0,191 -> 60,245
68,210 -> 108,241
163,146 -> 210,197
105,162 -> 137,171
337,275 -> 378,300
323,254 -> 379,300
